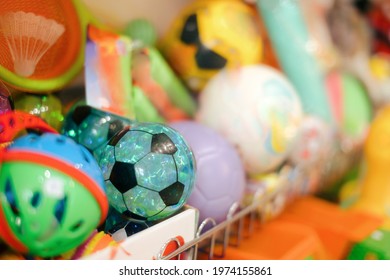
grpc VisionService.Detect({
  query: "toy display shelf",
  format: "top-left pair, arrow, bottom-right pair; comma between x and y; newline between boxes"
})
86,143 -> 362,260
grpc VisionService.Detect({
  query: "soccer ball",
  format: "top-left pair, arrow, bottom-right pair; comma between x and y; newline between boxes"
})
159,0 -> 263,92
61,105 -> 133,158
98,122 -> 196,222
197,64 -> 303,176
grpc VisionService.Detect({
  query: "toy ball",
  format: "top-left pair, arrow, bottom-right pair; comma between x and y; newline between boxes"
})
104,206 -> 154,241
61,105 -> 133,159
159,0 -> 263,92
169,120 -> 246,225
197,64 -> 303,176
0,133 -> 108,257
108,219 -> 152,243
14,93 -> 64,131
97,122 -> 196,222
124,18 -> 158,47
325,71 -> 372,146
288,116 -> 335,167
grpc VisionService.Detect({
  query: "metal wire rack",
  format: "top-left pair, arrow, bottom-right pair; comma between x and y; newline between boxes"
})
157,143 -> 363,260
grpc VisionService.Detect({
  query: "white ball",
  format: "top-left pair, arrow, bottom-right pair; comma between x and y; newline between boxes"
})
196,65 -> 303,176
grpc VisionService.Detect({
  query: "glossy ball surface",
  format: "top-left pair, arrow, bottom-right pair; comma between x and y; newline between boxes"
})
98,122 -> 196,221
170,121 -> 246,224
197,65 -> 303,176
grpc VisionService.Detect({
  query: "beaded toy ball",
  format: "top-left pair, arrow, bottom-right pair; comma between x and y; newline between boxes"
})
97,122 -> 196,222
0,112 -> 108,258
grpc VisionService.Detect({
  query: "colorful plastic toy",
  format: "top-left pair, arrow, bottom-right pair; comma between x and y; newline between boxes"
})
61,105 -> 133,159
61,230 -> 120,260
325,71 -> 372,146
126,18 -> 197,120
0,110 -> 57,145
85,25 -> 135,120
14,93 -> 64,131
197,64 -> 303,176
98,122 -> 196,222
0,112 -> 108,257
160,0 -> 263,92
347,229 -> 390,260
351,105 -> 390,230
131,47 -> 195,122
0,0 -> 93,92
170,120 -> 246,225
256,0 -> 333,123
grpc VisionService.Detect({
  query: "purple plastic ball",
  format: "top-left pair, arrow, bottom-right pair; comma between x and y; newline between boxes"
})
169,120 -> 246,225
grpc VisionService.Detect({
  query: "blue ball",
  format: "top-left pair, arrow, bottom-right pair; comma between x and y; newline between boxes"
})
62,105 -> 133,159
97,122 -> 196,221
9,133 -> 106,193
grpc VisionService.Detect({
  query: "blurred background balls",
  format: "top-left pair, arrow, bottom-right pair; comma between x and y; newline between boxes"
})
288,116 -> 335,168
169,120 -> 246,225
14,93 -> 64,131
159,0 -> 263,92
98,122 -> 196,222
325,71 -> 373,147
197,64 -> 303,176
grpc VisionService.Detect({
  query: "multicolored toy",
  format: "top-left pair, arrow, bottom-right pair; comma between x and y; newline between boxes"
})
97,122 -> 196,222
61,230 -> 120,260
0,112 -> 108,258
197,64 -> 303,176
347,229 -> 390,260
14,92 -> 64,131
169,120 -> 246,225
131,47 -> 196,122
85,25 -> 135,120
126,18 -> 197,121
325,70 -> 372,147
61,105 -> 133,159
160,0 -> 263,92
0,0 -> 91,92
325,0 -> 385,106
